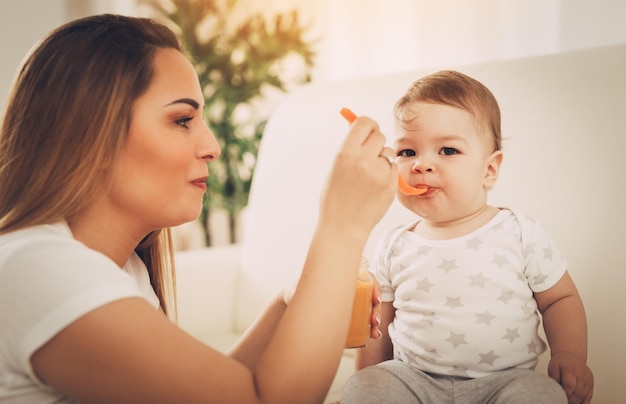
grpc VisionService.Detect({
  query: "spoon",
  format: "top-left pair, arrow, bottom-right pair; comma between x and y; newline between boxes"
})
340,108 -> 428,196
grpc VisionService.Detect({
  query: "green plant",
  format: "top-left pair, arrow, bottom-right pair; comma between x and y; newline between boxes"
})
143,0 -> 315,245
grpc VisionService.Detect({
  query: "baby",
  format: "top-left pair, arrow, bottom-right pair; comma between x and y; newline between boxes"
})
342,70 -> 593,403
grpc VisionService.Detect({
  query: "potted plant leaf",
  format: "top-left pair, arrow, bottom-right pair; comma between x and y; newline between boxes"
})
142,0 -> 316,245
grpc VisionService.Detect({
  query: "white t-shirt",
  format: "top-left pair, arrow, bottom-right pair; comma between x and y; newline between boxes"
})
374,208 -> 567,378
0,222 -> 160,403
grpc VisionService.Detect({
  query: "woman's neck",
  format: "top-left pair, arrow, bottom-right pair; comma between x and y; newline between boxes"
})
68,210 -> 144,268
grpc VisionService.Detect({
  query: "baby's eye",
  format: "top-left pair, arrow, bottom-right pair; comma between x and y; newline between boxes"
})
175,116 -> 193,129
440,147 -> 459,156
397,149 -> 416,157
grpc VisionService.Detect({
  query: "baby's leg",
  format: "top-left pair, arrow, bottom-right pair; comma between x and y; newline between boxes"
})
341,360 -> 451,404
464,368 -> 566,404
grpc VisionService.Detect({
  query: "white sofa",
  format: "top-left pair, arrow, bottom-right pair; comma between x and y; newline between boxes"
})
175,43 -> 626,403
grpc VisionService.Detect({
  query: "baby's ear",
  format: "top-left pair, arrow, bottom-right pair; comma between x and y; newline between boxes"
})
483,150 -> 503,189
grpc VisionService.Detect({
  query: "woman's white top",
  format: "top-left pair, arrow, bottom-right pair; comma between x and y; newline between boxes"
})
0,222 -> 159,403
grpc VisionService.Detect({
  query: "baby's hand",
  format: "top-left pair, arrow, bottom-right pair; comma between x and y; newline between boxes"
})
548,352 -> 594,404
369,273 -> 382,339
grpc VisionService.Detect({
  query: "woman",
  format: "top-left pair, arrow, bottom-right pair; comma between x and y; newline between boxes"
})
0,14 -> 396,403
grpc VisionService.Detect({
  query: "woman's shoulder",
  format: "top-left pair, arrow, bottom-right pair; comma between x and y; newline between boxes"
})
1,221 -> 76,249
0,221 -> 119,275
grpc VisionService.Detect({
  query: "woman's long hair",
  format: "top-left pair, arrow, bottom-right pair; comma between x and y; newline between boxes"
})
0,14 -> 183,316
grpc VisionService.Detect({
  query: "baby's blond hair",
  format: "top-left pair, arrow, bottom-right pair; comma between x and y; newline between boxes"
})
394,70 -> 501,152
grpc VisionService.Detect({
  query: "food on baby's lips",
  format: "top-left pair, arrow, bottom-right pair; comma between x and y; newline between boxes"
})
397,175 -> 428,195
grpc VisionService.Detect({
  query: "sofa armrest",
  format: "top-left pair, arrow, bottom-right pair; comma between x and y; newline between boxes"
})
174,244 -> 242,341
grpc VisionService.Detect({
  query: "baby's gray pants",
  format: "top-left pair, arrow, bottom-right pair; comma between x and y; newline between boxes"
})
341,360 -> 566,404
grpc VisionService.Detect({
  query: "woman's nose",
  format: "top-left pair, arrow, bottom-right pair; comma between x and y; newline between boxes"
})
199,123 -> 221,162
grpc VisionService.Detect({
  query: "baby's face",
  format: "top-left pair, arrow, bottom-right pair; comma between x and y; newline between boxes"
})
393,102 -> 500,224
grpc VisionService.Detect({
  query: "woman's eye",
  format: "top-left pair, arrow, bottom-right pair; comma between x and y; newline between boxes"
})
440,147 -> 459,156
397,149 -> 416,157
175,116 -> 193,128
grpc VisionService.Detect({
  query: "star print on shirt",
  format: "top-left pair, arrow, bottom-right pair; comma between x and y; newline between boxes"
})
532,273 -> 549,285
446,332 -> 468,348
475,310 -> 496,326
524,242 -> 536,258
527,340 -> 540,354
498,290 -> 515,304
416,278 -> 434,293
467,237 -> 483,250
395,262 -> 410,272
420,311 -> 438,326
444,296 -> 463,309
417,245 -> 434,255
391,236 -> 410,256
503,327 -> 521,343
378,210 -> 563,377
521,303 -> 535,317
469,273 -> 489,288
543,247 -> 554,260
424,348 -> 442,359
479,350 -> 500,366
491,254 -> 509,268
439,259 -> 458,273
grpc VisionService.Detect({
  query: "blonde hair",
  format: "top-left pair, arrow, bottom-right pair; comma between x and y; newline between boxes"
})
394,70 -> 502,151
0,14 -> 182,316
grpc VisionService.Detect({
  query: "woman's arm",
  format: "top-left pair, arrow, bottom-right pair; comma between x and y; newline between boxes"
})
32,298 -> 268,403
32,116 -> 397,403
228,295 -> 288,370
535,271 -> 594,403
31,228 -> 363,403
230,270 -> 384,371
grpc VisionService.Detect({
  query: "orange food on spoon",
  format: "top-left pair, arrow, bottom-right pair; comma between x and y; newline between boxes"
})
397,176 -> 428,195
340,107 -> 358,124
340,107 -> 428,196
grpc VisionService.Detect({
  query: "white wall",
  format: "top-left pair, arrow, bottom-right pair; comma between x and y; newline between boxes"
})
5,0 -> 626,111
252,0 -> 626,80
0,0 -> 66,113
0,0 -> 134,114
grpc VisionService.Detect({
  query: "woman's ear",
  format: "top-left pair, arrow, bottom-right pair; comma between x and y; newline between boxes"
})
483,150 -> 503,189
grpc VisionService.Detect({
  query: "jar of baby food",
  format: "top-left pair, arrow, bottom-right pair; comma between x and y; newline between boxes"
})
345,257 -> 374,348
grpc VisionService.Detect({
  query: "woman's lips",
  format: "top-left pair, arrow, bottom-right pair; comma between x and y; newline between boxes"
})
191,176 -> 208,191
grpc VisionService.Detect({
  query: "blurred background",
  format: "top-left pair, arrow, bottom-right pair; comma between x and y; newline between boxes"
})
2,0 -> 626,246
4,0 -> 626,91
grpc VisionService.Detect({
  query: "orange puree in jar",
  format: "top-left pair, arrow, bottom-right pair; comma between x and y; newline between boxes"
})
345,258 -> 374,348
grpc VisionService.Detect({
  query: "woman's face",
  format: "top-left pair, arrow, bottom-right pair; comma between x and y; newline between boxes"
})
108,48 -> 220,231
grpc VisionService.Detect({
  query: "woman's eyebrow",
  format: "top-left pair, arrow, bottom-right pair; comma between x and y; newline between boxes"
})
165,98 -> 200,110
